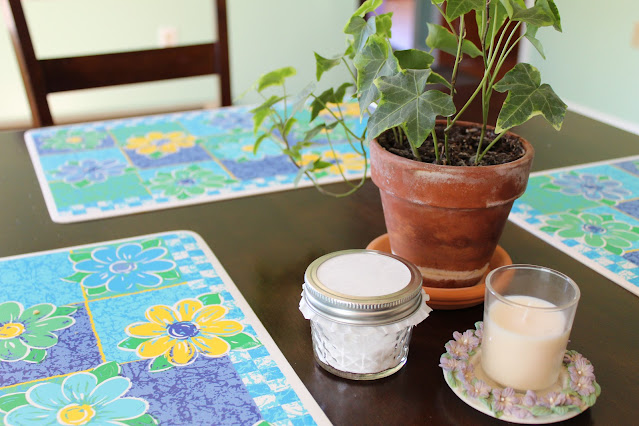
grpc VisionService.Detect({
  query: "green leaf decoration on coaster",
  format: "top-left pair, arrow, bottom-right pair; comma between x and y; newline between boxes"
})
440,323 -> 601,422
22,348 -> 47,363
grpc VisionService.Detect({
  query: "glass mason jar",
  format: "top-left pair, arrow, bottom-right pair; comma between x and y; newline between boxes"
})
300,249 -> 432,380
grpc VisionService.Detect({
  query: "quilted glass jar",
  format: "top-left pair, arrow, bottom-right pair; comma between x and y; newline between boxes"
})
300,249 -> 432,380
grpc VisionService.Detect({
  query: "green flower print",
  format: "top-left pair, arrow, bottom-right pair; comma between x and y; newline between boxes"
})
147,165 -> 235,200
40,130 -> 108,151
544,212 -> 639,255
0,302 -> 78,363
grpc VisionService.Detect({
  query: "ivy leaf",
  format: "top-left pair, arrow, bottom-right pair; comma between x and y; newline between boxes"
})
508,0 -> 561,30
446,0 -> 484,21
344,16 -> 376,53
425,24 -> 483,58
314,53 -> 341,81
351,0 -> 383,18
149,355 -> 173,373
375,13 -> 393,38
354,34 -> 399,115
250,95 -> 284,133
91,361 -> 121,384
332,82 -> 354,105
0,393 -> 28,413
283,117 -> 297,138
394,49 -> 434,70
494,63 -> 567,133
427,71 -> 452,90
197,293 -> 222,306
476,0 -> 509,40
310,88 -> 335,122
291,82 -> 316,116
366,69 -> 456,148
256,67 -> 296,92
524,25 -> 545,59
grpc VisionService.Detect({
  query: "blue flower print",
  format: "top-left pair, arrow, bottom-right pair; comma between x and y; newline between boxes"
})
4,372 -> 148,425
552,173 -> 630,201
54,159 -> 127,185
73,243 -> 176,293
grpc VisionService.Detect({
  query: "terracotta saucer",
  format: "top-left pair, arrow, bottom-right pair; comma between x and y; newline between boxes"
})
366,234 -> 512,310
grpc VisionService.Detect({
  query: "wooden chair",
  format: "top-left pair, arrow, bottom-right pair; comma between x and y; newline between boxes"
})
2,0 -> 231,127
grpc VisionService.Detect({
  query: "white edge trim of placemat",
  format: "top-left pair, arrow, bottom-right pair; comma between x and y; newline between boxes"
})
509,153 -> 639,298
508,216 -> 639,298
0,230 -> 333,425
23,128 -> 367,224
187,231 -> 333,425
24,129 -> 65,224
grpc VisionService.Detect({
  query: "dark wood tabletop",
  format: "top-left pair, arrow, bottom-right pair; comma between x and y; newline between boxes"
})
0,109 -> 638,425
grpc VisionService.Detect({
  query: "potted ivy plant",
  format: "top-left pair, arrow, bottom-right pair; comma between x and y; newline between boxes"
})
249,0 -> 566,288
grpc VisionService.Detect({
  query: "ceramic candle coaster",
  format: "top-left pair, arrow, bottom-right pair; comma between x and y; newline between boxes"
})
440,322 -> 600,424
0,231 -> 330,425
510,154 -> 639,297
25,103 -> 367,223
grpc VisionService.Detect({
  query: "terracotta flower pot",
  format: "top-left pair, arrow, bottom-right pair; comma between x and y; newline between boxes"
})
370,122 -> 534,288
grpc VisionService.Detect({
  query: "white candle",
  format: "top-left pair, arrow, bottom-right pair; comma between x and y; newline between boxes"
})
481,295 -> 569,391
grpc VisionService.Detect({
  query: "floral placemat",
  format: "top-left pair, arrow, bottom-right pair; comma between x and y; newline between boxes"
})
25,104 -> 367,223
0,231 -> 330,425
510,155 -> 639,297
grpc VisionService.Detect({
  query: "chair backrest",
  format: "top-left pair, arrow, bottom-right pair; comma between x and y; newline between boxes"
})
2,0 -> 231,127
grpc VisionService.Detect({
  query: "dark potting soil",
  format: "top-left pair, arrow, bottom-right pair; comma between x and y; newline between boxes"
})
377,124 -> 525,167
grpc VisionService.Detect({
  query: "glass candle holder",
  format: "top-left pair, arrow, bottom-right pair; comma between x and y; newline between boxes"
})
299,249 -> 432,380
481,264 -> 580,391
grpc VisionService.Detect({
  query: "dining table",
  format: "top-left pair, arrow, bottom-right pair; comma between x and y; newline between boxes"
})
0,105 -> 638,425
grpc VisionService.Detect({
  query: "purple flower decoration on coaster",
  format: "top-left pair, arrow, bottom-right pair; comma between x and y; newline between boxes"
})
440,323 -> 601,421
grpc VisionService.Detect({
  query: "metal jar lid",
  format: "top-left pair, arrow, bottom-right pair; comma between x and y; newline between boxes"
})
303,249 -> 423,325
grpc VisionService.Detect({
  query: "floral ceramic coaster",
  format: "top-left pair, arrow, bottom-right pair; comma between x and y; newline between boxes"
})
440,322 -> 601,424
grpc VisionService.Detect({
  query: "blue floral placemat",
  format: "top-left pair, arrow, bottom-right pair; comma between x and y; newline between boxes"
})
510,155 -> 639,297
25,104 -> 367,223
0,231 -> 330,425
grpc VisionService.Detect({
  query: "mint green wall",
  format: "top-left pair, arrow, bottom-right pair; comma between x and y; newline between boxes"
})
0,0 -> 358,128
522,0 -> 639,130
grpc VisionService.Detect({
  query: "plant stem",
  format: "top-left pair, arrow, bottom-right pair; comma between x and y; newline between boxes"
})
477,130 -> 506,163
433,3 -> 457,36
444,16 -> 466,165
431,129 -> 440,164
342,57 -> 357,84
310,94 -> 361,141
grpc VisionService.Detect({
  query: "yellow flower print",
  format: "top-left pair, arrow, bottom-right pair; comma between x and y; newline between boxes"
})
125,131 -> 196,156
125,298 -> 243,366
322,151 -> 365,175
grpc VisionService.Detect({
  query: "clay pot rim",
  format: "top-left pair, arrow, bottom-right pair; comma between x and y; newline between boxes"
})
371,120 -> 534,172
